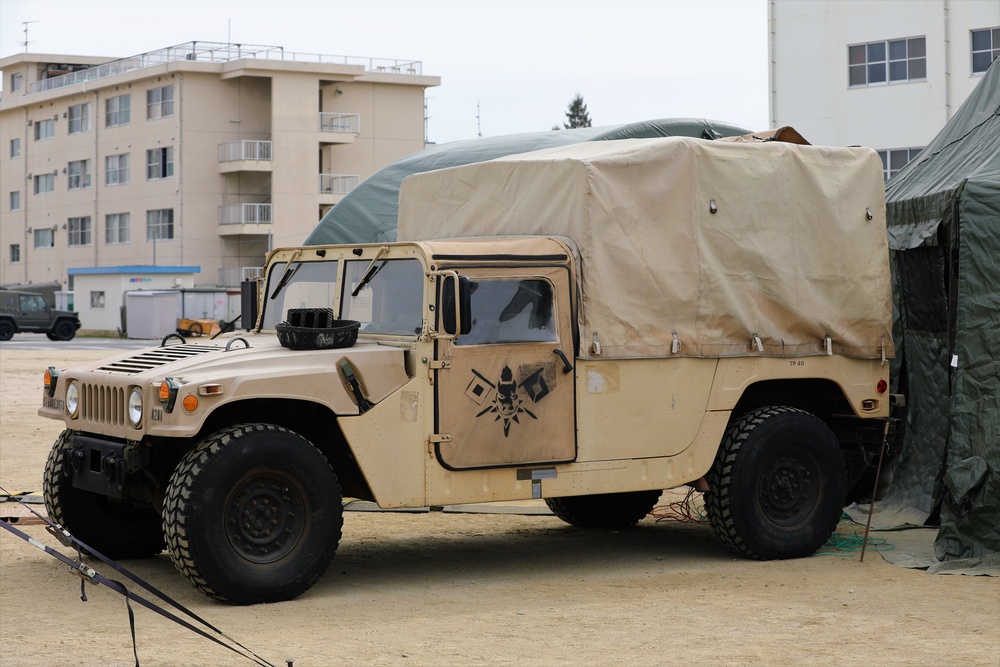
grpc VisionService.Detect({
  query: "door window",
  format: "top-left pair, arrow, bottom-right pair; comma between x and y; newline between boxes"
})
456,279 -> 555,346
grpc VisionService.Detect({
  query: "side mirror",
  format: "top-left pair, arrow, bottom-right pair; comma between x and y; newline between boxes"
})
441,275 -> 472,336
240,279 -> 259,330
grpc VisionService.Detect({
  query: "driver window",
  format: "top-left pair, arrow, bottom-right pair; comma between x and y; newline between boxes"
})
456,279 -> 556,346
20,295 -> 47,312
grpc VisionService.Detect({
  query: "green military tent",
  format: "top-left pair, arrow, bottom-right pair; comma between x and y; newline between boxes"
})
304,118 -> 751,245
880,58 -> 1000,566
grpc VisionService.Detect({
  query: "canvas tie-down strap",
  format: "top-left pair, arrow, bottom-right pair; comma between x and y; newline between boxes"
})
0,487 -> 277,667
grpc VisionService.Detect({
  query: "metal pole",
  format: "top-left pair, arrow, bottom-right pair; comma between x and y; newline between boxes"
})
860,420 -> 891,562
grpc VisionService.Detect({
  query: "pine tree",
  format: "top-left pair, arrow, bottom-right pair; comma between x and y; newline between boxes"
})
561,93 -> 592,129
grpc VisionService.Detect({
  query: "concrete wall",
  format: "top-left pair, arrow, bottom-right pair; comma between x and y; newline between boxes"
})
769,0 -> 1000,149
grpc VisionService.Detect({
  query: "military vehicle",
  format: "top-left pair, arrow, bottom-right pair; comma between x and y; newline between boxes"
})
38,134 -> 899,604
0,289 -> 80,341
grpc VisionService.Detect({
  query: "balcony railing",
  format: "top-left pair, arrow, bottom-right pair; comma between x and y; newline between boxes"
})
319,174 -> 360,195
219,266 -> 264,287
220,203 -> 272,225
29,41 -> 424,95
320,113 -> 360,133
219,140 -> 273,162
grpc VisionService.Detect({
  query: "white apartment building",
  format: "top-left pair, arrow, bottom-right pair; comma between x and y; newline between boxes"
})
0,42 -> 439,294
769,0 -> 1000,179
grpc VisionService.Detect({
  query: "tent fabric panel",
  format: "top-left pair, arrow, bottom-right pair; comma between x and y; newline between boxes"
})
935,182 -> 1000,560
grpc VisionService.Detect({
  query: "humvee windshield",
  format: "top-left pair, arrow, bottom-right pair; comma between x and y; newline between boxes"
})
261,258 -> 423,336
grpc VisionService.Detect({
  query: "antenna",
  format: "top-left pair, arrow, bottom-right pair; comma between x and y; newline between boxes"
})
21,21 -> 39,53
476,100 -> 482,139
423,96 -> 431,144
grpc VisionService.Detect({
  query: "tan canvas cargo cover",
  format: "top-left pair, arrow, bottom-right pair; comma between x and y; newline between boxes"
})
398,136 -> 894,360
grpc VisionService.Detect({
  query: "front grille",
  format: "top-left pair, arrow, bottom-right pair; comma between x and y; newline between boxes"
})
80,383 -> 126,427
96,345 -> 216,375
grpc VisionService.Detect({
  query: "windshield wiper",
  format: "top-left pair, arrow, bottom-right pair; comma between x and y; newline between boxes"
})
351,246 -> 390,297
269,248 -> 303,300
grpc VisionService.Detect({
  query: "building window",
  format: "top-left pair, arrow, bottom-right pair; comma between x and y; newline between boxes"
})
850,37 -> 926,86
972,28 -> 1000,74
146,147 -> 174,180
147,85 -> 174,120
10,244 -> 20,263
34,118 -> 55,141
106,212 -> 130,244
106,94 -> 131,127
90,291 -> 106,308
106,153 -> 130,185
67,159 -> 92,190
10,72 -> 22,92
33,228 -> 54,248
10,138 -> 20,158
147,208 -> 174,240
68,102 -> 92,134
68,216 -> 92,246
878,147 -> 923,181
10,191 -> 20,211
34,173 -> 55,195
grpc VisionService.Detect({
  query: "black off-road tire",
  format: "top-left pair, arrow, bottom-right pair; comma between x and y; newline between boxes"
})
163,424 -> 343,604
43,430 -> 166,559
53,319 -> 76,341
704,406 -> 846,560
0,319 -> 14,341
545,490 -> 662,529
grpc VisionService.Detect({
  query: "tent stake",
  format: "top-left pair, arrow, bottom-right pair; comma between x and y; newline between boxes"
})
860,420 -> 891,563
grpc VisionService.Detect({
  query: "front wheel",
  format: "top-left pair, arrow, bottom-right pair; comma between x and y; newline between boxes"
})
704,407 -> 846,560
43,430 -> 165,559
545,490 -> 662,529
163,424 -> 343,604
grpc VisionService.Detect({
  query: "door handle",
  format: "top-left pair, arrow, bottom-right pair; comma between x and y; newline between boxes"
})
553,348 -> 573,374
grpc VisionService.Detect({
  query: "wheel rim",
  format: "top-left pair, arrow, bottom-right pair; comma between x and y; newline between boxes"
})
757,451 -> 819,526
226,474 -> 305,564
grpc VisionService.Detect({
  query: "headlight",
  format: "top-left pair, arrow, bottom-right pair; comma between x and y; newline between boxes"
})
128,387 -> 143,427
65,381 -> 80,418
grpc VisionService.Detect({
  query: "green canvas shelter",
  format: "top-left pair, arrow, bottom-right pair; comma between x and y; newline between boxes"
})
304,118 -> 751,245
881,59 -> 1000,565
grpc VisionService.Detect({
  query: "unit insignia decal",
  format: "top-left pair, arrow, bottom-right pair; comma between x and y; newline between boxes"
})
465,364 -> 551,436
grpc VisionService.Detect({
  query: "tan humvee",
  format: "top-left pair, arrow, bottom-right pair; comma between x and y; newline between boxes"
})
38,135 -> 897,604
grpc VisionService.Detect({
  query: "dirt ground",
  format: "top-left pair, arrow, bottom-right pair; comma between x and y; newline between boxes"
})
1,346 -> 998,667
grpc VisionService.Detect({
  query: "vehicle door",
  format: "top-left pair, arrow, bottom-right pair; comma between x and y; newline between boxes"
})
18,294 -> 50,331
434,266 -> 576,469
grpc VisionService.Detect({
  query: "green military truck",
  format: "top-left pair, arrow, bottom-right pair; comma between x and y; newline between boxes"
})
0,289 -> 80,341
38,134 -> 899,604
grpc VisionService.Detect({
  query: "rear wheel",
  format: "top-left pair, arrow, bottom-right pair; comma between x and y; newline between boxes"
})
43,430 -> 165,559
704,407 -> 846,560
53,320 -> 76,341
163,423 -> 343,604
545,490 -> 662,529
0,319 -> 14,341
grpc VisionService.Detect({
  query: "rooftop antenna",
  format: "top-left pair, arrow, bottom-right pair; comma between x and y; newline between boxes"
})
423,96 -> 431,144
476,100 -> 482,138
21,21 -> 39,53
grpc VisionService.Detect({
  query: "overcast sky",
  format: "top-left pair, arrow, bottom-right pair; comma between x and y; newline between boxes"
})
0,0 -> 769,144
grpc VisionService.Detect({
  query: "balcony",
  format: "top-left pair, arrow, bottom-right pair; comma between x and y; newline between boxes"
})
319,113 -> 360,144
320,174 -> 360,194
219,140 -> 273,173
219,203 -> 272,236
